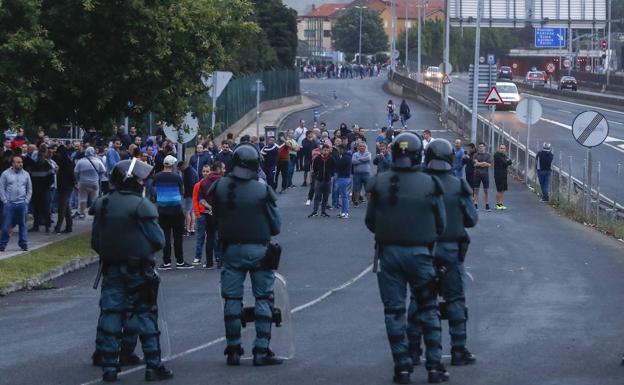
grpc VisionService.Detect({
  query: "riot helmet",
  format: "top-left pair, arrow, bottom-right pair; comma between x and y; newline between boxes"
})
425,139 -> 454,171
391,132 -> 423,169
110,158 -> 153,193
231,143 -> 261,180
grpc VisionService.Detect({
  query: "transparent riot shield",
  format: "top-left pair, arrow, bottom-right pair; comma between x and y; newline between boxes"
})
220,272 -> 294,360
157,272 -> 172,361
463,265 -> 479,352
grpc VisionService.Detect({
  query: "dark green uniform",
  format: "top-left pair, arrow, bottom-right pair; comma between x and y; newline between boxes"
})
91,190 -> 166,375
407,173 -> 478,358
365,167 -> 446,374
209,174 -> 281,352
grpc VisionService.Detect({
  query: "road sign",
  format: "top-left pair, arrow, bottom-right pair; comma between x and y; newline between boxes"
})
535,28 -> 566,48
563,58 -> 571,68
479,56 -> 485,64
487,54 -> 495,65
483,86 -> 504,105
164,112 -> 199,144
601,39 -> 608,50
516,99 -> 543,125
442,74 -> 452,84
546,63 -> 555,73
572,111 -> 609,148
392,50 -> 400,60
585,65 -> 592,71
469,64 -> 498,108
512,63 -> 518,69
251,80 -> 265,92
438,62 -> 453,75
203,71 -> 233,99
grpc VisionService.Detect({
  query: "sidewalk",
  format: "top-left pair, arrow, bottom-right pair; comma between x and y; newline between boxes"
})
0,213 -> 92,261
238,95 -> 320,138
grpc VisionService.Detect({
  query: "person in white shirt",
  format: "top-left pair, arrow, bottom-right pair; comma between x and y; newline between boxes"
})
293,120 -> 307,171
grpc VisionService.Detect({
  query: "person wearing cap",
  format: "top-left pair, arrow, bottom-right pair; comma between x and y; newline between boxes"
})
536,142 -> 553,202
74,146 -> 106,219
151,155 -> 193,270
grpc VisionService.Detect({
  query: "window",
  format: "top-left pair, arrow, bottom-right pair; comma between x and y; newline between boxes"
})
304,30 -> 316,38
323,30 -> 331,37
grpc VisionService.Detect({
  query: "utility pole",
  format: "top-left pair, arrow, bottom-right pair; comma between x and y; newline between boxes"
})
391,0 -> 397,71
357,6 -> 365,65
470,0 -> 482,143
417,0 -> 422,75
441,0 -> 450,123
568,24 -> 573,76
405,5 -> 409,72
606,0 -> 612,86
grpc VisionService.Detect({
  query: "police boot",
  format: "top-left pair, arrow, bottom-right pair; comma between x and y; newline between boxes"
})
119,350 -> 143,366
92,350 -> 103,366
224,345 -> 244,366
102,370 -> 118,382
252,347 -> 283,366
393,366 -> 412,384
145,364 -> 173,381
450,347 -> 476,366
426,363 -> 449,383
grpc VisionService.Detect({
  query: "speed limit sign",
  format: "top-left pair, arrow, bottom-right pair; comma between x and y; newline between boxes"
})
546,63 -> 555,73
563,59 -> 571,68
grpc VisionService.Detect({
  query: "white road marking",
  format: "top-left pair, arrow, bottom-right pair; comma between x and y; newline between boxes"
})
528,94 -> 624,116
465,271 -> 475,282
557,109 -> 573,114
540,118 -> 624,154
79,264 -> 374,385
611,121 -> 624,126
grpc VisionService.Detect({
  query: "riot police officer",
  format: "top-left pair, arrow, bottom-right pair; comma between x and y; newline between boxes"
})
407,139 -> 479,367
365,132 -> 449,384
207,143 -> 283,366
90,158 -> 173,382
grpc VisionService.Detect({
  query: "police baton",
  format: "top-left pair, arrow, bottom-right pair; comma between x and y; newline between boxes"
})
92,262 -> 103,290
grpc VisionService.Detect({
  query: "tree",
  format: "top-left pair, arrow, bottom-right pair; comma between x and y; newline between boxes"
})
36,0 -> 256,130
0,0 -> 61,129
333,8 -> 388,55
253,0 -> 298,68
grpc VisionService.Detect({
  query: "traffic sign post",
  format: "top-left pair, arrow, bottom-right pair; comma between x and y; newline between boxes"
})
483,86 -> 504,106
487,54 -> 495,65
572,110 -> 609,217
535,28 -> 566,48
204,71 -> 233,131
515,98 -> 543,184
546,63 -> 555,73
442,74 -> 452,84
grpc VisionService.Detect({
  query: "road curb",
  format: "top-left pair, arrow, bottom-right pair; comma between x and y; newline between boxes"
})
0,254 -> 98,296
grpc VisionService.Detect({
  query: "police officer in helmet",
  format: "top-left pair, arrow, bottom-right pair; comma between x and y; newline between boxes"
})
207,143 -> 283,366
90,158 -> 173,382
407,139 -> 479,367
365,132 -> 449,384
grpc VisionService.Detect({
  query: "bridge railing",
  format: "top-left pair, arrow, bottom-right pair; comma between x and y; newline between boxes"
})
388,70 -> 624,227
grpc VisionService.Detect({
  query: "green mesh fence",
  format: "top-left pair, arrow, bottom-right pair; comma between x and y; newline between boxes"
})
199,70 -> 300,133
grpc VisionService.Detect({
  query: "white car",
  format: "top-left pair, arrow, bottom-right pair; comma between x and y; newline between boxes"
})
424,66 -> 442,79
495,82 -> 520,111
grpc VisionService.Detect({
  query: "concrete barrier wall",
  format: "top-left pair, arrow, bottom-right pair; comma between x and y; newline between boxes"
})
516,83 -> 623,108
214,95 -> 302,143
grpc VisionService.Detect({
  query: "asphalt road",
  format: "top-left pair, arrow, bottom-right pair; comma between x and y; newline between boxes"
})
449,74 -> 624,201
2,77 -> 624,385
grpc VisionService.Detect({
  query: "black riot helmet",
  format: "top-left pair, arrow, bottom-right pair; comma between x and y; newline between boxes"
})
110,158 -> 154,193
425,139 -> 454,171
231,143 -> 261,180
391,132 -> 423,169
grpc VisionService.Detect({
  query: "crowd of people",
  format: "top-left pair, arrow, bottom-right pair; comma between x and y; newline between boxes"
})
300,62 -> 384,79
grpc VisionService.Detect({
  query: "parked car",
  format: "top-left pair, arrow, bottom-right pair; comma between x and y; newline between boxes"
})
524,71 -> 547,86
495,82 -> 520,111
498,66 -> 513,80
559,76 -> 578,91
424,66 -> 442,79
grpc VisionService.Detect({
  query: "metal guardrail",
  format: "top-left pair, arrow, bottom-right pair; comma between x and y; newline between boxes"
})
389,70 -> 624,221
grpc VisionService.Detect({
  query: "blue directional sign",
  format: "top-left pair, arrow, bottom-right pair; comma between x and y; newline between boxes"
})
487,54 -> 495,65
535,28 -> 566,48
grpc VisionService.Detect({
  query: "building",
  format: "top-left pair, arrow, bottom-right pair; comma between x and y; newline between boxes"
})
297,3 -> 345,58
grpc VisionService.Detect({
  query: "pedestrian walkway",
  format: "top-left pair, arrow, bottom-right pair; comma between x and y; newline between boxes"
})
238,96 -> 320,138
0,213 -> 92,261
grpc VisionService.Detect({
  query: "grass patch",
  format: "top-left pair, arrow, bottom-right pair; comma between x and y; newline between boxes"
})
0,233 -> 93,293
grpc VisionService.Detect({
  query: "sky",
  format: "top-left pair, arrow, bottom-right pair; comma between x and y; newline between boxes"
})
283,0 -> 351,14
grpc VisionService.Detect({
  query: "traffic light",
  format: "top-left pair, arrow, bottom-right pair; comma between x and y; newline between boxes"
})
601,40 -> 608,50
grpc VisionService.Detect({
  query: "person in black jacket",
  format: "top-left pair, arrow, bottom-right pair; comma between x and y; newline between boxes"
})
536,142 -> 554,202
29,144 -> 54,232
399,100 -> 411,128
308,144 -> 335,218
462,143 -> 476,186
493,144 -> 513,210
301,131 -> 318,187
53,145 -> 76,234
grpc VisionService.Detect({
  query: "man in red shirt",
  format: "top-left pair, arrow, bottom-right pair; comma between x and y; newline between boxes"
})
276,141 -> 291,193
196,161 -> 224,268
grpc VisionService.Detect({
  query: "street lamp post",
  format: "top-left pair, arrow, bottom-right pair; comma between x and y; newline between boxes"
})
405,5 -> 409,72
606,0 -> 612,86
417,0 -> 422,74
353,6 -> 367,65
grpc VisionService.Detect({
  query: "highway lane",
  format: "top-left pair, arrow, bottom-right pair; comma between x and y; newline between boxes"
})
449,74 -> 624,201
